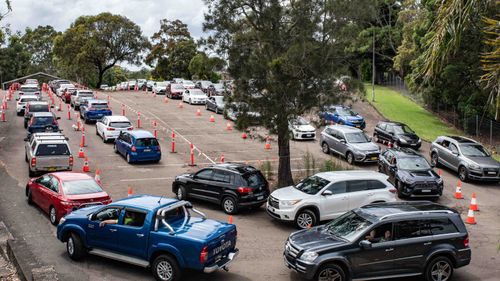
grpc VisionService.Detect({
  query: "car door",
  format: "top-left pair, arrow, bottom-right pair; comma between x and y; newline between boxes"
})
187,169 -> 215,200
350,223 -> 397,279
207,97 -> 214,110
86,206 -> 123,251
385,124 -> 395,142
37,175 -> 58,211
115,133 -> 125,155
448,143 -> 461,169
47,176 -> 62,213
346,180 -> 374,209
336,131 -> 349,156
210,169 -> 233,203
318,181 -> 348,220
379,150 -> 391,175
31,175 -> 51,207
97,117 -> 106,136
325,128 -> 341,154
437,140 -> 454,168
115,209 -> 149,259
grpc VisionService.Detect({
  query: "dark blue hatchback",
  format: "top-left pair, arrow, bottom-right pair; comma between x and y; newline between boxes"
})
27,112 -> 60,134
114,130 -> 161,163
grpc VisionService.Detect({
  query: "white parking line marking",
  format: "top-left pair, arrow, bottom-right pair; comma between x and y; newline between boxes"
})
120,177 -> 174,182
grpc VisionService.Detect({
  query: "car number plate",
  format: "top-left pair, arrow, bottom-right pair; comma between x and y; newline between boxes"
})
422,189 -> 431,192
487,172 -> 496,175
47,167 -> 57,171
97,114 -> 103,117
144,149 -> 151,152
257,195 -> 264,200
371,156 -> 378,160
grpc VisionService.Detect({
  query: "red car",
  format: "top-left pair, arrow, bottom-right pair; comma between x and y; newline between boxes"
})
26,172 -> 112,225
166,83 -> 186,99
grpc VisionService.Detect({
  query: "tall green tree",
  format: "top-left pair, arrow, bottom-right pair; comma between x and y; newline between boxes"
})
21,25 -> 60,74
204,0 -> 349,187
0,0 -> 12,44
147,19 -> 197,79
0,35 -> 31,82
188,52 -> 224,81
53,13 -> 149,88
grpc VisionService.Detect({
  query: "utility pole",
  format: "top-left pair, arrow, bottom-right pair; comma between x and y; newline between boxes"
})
371,28 -> 375,102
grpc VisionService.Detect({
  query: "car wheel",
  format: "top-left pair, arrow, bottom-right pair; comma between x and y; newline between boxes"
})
215,108 -> 220,114
459,166 -> 469,182
113,144 -> 119,154
26,187 -> 33,205
152,254 -> 181,281
205,104 -> 209,110
424,256 -> 454,281
28,168 -> 36,177
126,153 -> 133,164
396,180 -> 406,199
295,209 -> 317,229
346,152 -> 355,165
222,196 -> 238,214
431,152 -> 440,168
321,142 -> 330,154
176,185 -> 187,200
24,121 -> 28,129
315,263 -> 346,281
67,233 -> 86,261
189,99 -> 192,105
25,153 -> 28,162
49,206 -> 58,225
95,126 -> 99,136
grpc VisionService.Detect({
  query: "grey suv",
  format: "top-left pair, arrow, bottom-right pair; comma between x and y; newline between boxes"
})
320,125 -> 380,164
430,136 -> 500,182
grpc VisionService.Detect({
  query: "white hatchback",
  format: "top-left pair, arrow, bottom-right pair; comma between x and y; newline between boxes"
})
182,89 -> 208,105
16,95 -> 39,115
267,170 -> 396,229
95,115 -> 133,142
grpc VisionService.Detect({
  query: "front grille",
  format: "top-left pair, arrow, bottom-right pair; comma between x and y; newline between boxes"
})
285,241 -> 300,259
268,196 -> 279,209
483,168 -> 499,177
414,182 -> 438,189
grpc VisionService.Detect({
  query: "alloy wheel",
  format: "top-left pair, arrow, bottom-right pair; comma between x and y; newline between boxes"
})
459,167 -> 468,182
67,237 -> 75,256
296,213 -> 313,229
223,199 -> 234,213
318,268 -> 342,281
156,260 -> 173,281
430,261 -> 452,281
322,143 -> 329,154
50,207 -> 57,224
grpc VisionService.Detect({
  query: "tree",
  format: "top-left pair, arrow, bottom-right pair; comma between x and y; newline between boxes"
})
147,19 -> 197,79
204,0 -> 349,187
53,13 -> 149,88
0,35 -> 31,82
0,0 -> 11,44
21,25 -> 60,74
188,52 -> 224,81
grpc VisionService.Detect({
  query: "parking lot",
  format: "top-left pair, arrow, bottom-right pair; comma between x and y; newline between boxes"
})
0,88 -> 499,281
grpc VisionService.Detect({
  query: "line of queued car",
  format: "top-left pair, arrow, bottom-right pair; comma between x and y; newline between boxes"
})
12,77 -> 495,281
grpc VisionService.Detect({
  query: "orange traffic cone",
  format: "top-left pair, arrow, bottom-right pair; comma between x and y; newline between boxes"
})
164,96 -> 168,103
465,208 -> 476,225
78,145 -> 85,158
209,115 -> 215,122
265,137 -> 271,150
128,186 -> 133,197
226,122 -> 232,131
438,169 -> 442,176
220,154 -> 225,163
95,169 -> 101,184
82,157 -> 90,172
228,215 -> 233,224
178,102 -> 183,108
196,109 -> 202,116
454,180 -> 464,199
469,192 -> 479,211
242,132 -> 247,139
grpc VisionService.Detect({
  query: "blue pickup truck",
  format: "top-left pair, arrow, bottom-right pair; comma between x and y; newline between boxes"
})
80,99 -> 112,123
56,195 -> 239,281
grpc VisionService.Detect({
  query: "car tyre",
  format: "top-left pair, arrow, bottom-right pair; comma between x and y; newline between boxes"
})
189,99 -> 192,105
126,153 -> 133,164
396,180 -> 406,199
26,186 -> 33,205
321,142 -> 330,154
459,166 -> 469,182
315,263 -> 346,281
295,209 -> 317,229
152,254 -> 181,281
49,206 -> 58,225
28,168 -> 36,177
67,233 -> 86,261
221,196 -> 238,214
176,185 -> 187,200
113,144 -> 119,154
215,107 -> 219,114
346,152 -> 355,165
431,152 -> 440,168
424,256 -> 454,281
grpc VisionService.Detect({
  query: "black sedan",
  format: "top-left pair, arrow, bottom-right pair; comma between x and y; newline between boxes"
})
373,121 -> 421,149
378,148 -> 443,199
205,96 -> 225,114
172,163 -> 270,214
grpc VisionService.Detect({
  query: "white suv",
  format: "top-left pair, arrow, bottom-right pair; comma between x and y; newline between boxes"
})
267,170 -> 396,229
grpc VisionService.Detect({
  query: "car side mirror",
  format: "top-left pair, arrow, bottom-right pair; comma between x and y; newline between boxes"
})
322,190 -> 333,196
340,139 -> 346,144
89,213 -> 96,220
359,240 -> 372,249
23,137 -> 29,141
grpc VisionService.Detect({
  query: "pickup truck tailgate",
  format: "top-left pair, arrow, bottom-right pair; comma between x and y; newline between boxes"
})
36,155 -> 71,169
34,143 -> 72,170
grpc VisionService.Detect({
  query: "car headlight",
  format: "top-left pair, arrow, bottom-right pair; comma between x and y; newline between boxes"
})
280,199 -> 302,207
399,138 -> 408,144
436,177 -> 443,184
417,139 -> 421,143
59,217 -> 66,225
468,163 -> 480,170
300,251 -> 318,262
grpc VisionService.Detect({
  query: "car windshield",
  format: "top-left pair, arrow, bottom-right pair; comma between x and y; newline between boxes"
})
35,144 -> 70,156
20,97 -> 38,103
21,88 -> 38,92
79,92 -> 93,96
325,211 -> 372,242
32,116 -> 54,125
109,121 -> 132,128
190,90 -> 205,96
173,84 -> 185,90
336,107 -> 357,116
90,103 -> 108,109
397,157 -> 431,170
29,104 -> 49,112
294,175 -> 330,195
183,81 -> 195,85
393,125 -> 414,134
243,172 -> 266,188
214,96 -> 225,105
135,138 -> 159,147
460,144 -> 490,157
157,82 -> 168,86
345,132 -> 369,143
293,117 -> 309,125
62,179 -> 103,195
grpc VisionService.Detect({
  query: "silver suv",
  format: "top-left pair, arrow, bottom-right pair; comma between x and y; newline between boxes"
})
320,125 -> 380,164
24,132 -> 73,177
430,136 -> 500,182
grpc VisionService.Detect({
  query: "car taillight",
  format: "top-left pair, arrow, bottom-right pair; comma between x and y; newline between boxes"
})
127,127 -> 134,130
389,188 -> 397,194
107,127 -> 115,131
464,235 -> 469,247
131,145 -> 137,152
69,155 -> 74,166
199,246 -> 208,264
237,187 -> 253,195
53,120 -> 58,125
31,157 -> 36,167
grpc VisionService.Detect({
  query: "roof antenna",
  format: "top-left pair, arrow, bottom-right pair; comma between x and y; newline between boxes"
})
158,195 -> 164,204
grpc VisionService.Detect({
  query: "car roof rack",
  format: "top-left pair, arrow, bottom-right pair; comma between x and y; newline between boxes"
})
379,210 -> 455,221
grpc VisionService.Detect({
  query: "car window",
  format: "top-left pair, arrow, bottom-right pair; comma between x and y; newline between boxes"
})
213,170 -> 231,183
420,219 -> 458,235
327,181 -> 347,194
345,132 -> 369,143
62,179 -> 103,195
35,144 -> 70,156
135,138 -> 159,147
122,210 -> 147,228
386,125 -> 394,133
440,140 -> 451,149
394,220 -> 433,240
378,123 -> 386,131
367,180 -> 387,190
364,223 -> 393,243
449,143 -> 458,154
325,211 -> 372,242
347,180 -> 368,193
95,208 -> 121,221
37,175 -> 52,188
32,116 -> 54,126
49,176 -> 59,193
109,121 -> 132,128
460,144 -> 488,157
196,169 -> 214,180
294,175 -> 330,195
243,172 -> 266,188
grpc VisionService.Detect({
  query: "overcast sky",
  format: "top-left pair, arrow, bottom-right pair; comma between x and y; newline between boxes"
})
4,0 -> 207,38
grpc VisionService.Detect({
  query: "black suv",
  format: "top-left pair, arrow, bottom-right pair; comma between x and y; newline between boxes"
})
284,201 -> 471,281
172,163 -> 270,214
378,148 -> 443,199
374,121 -> 421,149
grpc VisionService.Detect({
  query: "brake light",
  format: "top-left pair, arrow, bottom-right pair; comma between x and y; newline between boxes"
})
389,188 -> 397,194
31,157 -> 36,167
464,235 -> 469,247
107,127 -> 115,131
127,127 -> 134,130
69,155 -> 74,166
199,246 -> 208,264
131,145 -> 137,152
237,187 -> 253,195
53,120 -> 58,125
